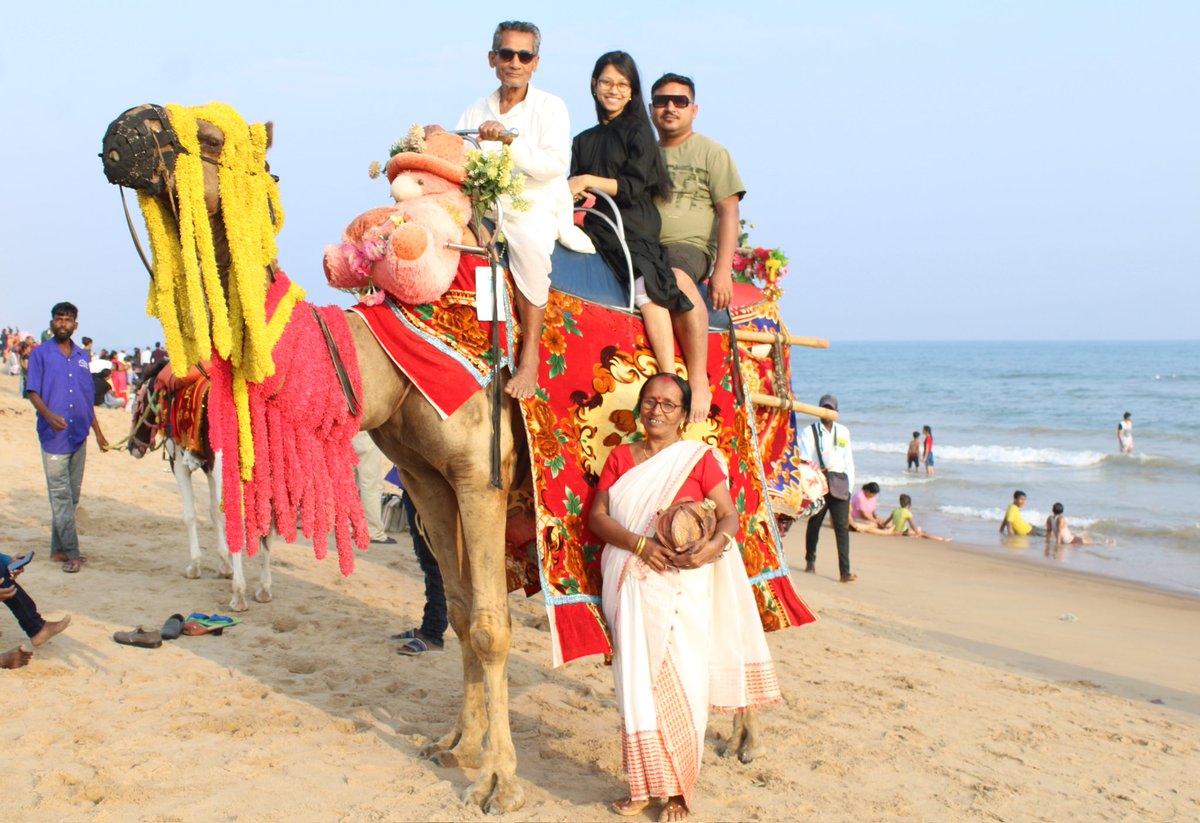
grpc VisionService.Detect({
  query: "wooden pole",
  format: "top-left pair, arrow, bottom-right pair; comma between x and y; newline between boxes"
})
749,393 -> 838,421
734,329 -> 829,349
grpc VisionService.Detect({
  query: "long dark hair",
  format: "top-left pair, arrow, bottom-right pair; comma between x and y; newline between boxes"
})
590,51 -> 671,201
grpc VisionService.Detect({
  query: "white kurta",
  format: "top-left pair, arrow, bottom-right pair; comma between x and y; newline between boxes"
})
457,84 -> 593,306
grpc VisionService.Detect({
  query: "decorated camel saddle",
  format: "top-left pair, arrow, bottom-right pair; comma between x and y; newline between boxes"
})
325,126 -> 825,664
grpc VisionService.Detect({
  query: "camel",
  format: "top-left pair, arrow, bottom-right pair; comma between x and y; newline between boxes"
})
100,103 -> 767,814
127,359 -> 273,610
103,103 -> 526,813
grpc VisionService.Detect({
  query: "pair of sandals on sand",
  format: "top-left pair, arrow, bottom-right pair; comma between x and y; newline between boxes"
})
391,628 -> 444,656
113,613 -> 241,648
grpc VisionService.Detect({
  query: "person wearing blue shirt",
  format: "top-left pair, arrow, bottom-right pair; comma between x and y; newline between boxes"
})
24,302 -> 109,573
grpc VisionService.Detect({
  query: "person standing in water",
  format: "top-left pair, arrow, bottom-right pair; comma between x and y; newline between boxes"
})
1117,412 -> 1133,454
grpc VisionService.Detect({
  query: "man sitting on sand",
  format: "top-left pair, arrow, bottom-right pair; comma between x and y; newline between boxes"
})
1000,490 -> 1045,538
2,552 -> 71,648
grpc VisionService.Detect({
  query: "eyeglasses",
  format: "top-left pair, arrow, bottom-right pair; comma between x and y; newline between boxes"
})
495,48 -> 537,64
651,94 -> 692,109
596,78 -> 631,93
640,398 -> 680,413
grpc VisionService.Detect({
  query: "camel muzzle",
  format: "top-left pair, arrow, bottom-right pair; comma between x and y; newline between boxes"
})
100,104 -> 181,194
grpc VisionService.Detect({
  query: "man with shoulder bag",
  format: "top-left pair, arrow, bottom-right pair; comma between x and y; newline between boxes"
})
799,394 -> 857,582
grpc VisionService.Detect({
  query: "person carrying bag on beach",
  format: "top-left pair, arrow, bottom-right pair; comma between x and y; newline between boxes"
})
800,394 -> 857,582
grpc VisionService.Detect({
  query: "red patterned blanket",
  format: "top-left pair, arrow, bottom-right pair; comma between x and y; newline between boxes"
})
350,254 -> 513,419
518,291 -> 817,666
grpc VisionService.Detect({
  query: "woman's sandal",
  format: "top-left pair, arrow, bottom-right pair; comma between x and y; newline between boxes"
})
611,797 -> 650,817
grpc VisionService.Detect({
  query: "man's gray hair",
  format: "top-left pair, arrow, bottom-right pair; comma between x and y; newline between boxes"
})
491,21 -> 541,54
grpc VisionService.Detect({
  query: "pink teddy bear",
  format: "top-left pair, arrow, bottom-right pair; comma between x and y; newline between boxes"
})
324,127 -> 475,304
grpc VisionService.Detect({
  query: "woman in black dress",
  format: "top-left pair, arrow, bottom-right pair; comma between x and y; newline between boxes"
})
569,51 -> 712,422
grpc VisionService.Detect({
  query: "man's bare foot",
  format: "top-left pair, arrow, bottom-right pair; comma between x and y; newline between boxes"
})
688,383 -> 712,424
31,615 -> 71,646
610,797 -> 650,817
0,645 -> 33,669
659,797 -> 688,822
504,364 -> 539,400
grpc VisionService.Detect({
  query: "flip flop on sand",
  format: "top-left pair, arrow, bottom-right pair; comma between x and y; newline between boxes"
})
182,620 -> 224,637
161,614 -> 184,640
390,628 -> 419,641
62,560 -> 82,573
113,627 -> 163,648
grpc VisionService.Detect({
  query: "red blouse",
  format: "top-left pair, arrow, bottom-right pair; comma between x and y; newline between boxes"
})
597,444 -> 726,503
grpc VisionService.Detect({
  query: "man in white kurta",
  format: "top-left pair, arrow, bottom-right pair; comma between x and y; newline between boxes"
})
457,21 -> 592,399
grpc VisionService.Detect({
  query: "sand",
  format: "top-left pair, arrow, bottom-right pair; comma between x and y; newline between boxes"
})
2,371 -> 1198,822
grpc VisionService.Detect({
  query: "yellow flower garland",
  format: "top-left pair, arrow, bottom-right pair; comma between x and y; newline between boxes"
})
136,102 -> 304,480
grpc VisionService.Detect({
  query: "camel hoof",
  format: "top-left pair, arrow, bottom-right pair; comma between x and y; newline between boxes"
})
219,566 -> 234,579
254,588 -> 272,604
184,564 -> 202,580
464,772 -> 524,814
229,594 -> 249,613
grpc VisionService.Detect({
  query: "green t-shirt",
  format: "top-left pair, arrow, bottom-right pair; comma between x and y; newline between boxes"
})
890,507 -> 913,534
657,133 -> 745,257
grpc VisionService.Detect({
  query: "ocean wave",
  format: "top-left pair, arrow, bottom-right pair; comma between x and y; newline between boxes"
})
859,474 -> 934,488
860,441 -> 1112,468
937,505 -> 1097,528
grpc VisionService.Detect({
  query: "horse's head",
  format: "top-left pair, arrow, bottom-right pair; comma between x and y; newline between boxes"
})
128,358 -> 171,459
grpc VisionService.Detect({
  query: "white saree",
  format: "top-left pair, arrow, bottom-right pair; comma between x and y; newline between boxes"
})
600,440 -> 781,807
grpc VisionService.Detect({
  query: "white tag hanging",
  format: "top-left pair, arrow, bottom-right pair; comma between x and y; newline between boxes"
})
475,265 -> 507,322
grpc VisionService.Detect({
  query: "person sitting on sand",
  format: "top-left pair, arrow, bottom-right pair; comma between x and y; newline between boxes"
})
849,482 -> 888,531
885,494 -> 952,542
1,645 -> 34,669
1046,503 -> 1092,545
1,553 -> 72,647
1000,490 -> 1045,538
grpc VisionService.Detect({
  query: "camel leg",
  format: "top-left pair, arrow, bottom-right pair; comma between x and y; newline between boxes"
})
227,549 -> 249,613
458,483 -> 524,814
172,441 -> 205,580
253,534 -> 273,603
719,708 -> 765,764
404,469 -> 487,770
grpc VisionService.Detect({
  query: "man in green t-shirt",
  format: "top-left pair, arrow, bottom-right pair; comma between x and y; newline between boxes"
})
649,72 -> 745,313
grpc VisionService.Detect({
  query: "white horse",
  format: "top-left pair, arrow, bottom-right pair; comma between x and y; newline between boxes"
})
127,361 -> 272,611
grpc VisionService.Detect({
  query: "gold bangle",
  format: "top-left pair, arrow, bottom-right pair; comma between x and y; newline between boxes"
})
718,531 -> 737,552
634,535 -> 647,556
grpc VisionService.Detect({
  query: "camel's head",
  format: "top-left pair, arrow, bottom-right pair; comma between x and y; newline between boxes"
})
101,103 -> 274,222
99,102 -> 286,378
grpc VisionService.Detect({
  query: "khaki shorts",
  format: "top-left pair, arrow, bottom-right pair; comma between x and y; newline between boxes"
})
663,243 -> 712,284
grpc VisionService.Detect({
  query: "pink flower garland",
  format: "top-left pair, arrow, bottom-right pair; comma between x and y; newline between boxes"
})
208,273 -> 368,574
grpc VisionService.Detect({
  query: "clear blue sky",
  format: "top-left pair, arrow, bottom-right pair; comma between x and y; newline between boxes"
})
2,1 -> 1197,347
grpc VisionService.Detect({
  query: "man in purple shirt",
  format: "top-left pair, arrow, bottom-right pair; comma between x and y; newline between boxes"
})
25,302 -> 109,573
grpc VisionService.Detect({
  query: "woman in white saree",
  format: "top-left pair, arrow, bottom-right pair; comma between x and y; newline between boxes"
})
589,374 -> 781,822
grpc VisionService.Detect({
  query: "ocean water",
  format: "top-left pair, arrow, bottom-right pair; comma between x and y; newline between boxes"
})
790,341 -> 1200,595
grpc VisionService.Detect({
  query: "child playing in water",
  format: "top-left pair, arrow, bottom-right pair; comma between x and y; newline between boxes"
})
885,495 -> 951,541
906,432 -> 921,471
1046,502 -> 1092,545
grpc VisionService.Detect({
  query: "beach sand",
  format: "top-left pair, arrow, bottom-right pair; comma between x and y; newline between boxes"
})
2,372 -> 1198,822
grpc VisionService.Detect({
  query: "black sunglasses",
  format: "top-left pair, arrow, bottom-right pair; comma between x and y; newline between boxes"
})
651,94 -> 692,109
495,48 -> 537,64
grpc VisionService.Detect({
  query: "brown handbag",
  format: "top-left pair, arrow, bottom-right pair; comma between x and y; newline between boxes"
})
654,498 -> 718,550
